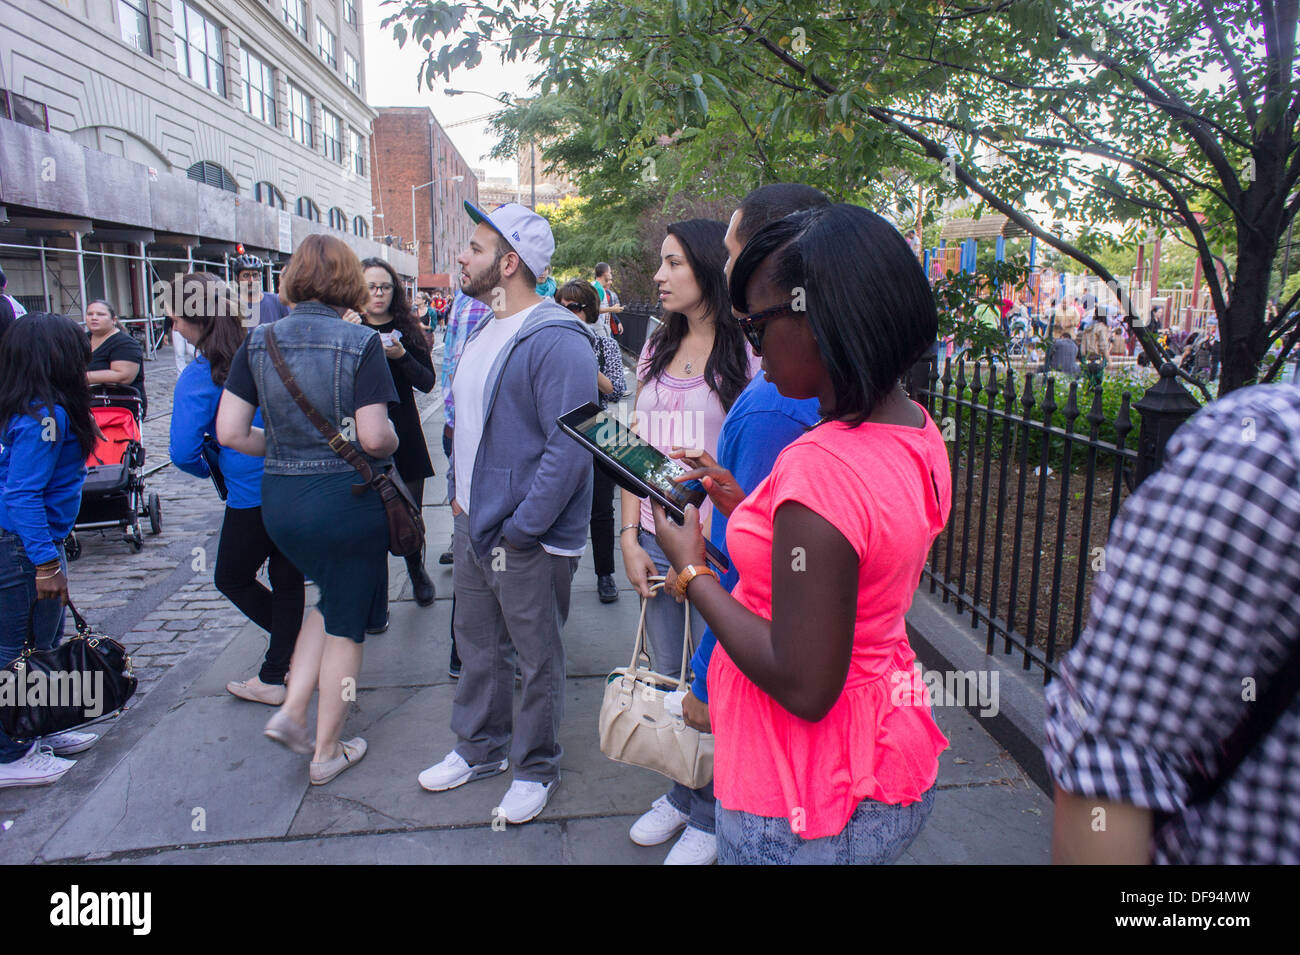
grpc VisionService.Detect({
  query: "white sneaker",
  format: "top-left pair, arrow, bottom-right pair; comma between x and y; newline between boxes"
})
0,745 -> 75,788
496,777 -> 558,824
418,751 -> 508,792
664,825 -> 718,865
40,730 -> 100,756
629,794 -> 689,846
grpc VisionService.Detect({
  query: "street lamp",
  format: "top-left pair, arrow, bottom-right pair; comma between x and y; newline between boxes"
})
411,174 -> 464,286
444,88 -> 535,210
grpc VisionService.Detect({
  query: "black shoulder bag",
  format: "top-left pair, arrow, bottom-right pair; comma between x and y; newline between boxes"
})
0,599 -> 137,744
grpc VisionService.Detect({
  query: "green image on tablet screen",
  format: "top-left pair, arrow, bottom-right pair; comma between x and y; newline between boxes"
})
574,411 -> 701,509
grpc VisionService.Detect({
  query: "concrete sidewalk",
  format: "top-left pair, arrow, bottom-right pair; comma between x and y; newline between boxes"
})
0,380 -> 1052,864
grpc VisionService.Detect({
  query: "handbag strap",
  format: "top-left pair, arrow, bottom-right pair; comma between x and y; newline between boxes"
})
262,325 -> 376,484
23,594 -> 91,653
1187,634 -> 1300,807
627,576 -> 693,693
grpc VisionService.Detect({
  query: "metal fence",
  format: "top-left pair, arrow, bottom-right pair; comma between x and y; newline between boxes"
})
906,355 -> 1140,682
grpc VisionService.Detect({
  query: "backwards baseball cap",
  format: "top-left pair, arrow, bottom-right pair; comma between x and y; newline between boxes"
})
463,201 -> 554,278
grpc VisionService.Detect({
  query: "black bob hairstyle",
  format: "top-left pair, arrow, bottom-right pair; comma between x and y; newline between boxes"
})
728,203 -> 938,425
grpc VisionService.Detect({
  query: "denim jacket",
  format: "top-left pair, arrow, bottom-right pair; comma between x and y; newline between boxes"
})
243,302 -> 394,475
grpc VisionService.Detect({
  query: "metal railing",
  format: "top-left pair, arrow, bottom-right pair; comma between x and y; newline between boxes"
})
906,356 -> 1140,682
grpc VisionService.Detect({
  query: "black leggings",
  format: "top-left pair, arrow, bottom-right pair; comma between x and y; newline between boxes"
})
590,460 -> 616,577
214,505 -> 306,685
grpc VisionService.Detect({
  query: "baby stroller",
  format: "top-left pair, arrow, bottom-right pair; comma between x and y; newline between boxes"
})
65,384 -> 161,559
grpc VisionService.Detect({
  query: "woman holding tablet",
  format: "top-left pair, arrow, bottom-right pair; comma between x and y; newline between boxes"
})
650,205 -> 951,865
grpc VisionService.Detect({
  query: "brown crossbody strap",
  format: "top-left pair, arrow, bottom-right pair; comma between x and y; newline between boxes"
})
263,325 -> 376,484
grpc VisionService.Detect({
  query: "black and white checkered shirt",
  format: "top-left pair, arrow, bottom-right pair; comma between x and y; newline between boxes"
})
1045,382 -> 1300,864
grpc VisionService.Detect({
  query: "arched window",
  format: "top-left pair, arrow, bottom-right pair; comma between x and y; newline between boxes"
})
295,197 -> 320,222
328,207 -> 347,231
254,181 -> 286,210
352,216 -> 369,238
186,160 -> 238,193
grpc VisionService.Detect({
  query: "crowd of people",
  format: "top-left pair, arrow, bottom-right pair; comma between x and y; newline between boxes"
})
0,186 -> 1296,865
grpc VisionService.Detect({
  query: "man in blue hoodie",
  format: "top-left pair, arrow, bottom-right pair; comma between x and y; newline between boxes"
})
417,202 -> 597,825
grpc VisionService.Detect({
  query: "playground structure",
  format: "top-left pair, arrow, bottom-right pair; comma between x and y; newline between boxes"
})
924,214 -> 1220,333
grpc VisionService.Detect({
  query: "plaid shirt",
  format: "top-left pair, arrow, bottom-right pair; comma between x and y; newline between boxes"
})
1044,383 -> 1300,864
441,290 -> 493,428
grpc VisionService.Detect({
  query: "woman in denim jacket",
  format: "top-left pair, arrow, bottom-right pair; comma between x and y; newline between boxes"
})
218,236 -> 399,787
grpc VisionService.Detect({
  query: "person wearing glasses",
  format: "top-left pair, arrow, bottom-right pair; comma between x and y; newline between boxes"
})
619,218 -> 759,864
352,258 -> 438,609
555,279 -> 627,604
649,205 -> 951,864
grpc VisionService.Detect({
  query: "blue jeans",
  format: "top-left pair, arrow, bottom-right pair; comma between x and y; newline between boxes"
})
716,786 -> 936,864
0,530 -> 68,762
637,530 -> 714,834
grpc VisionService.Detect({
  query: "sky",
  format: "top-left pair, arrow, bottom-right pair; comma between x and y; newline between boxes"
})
361,5 -> 537,182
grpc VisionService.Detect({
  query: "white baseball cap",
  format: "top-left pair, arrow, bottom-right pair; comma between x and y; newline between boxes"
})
463,200 -> 554,278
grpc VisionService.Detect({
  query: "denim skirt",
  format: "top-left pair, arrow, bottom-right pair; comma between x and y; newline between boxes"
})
262,471 -> 388,643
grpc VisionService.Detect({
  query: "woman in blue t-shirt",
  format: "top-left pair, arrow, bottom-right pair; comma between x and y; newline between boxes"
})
167,273 -> 305,707
0,315 -> 101,788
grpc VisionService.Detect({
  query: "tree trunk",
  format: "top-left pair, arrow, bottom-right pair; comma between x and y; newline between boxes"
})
1220,189 -> 1284,396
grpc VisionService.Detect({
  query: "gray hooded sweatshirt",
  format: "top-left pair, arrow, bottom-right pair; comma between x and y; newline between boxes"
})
448,297 -> 600,561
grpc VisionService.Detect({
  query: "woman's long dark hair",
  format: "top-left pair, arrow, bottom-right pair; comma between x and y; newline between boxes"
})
360,257 -> 430,361
729,204 -> 938,425
643,218 -> 750,412
167,272 -> 245,385
0,314 -> 99,458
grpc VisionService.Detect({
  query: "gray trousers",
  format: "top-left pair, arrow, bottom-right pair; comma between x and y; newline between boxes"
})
450,510 -> 578,784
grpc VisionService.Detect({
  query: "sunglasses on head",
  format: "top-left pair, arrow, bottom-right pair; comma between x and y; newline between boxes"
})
561,302 -> 585,315
735,301 -> 799,355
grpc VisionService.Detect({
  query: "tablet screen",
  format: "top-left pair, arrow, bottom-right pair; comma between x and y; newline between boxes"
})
568,408 -> 706,512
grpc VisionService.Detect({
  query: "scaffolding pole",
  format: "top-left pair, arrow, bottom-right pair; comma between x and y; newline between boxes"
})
38,236 -> 50,311
73,230 -> 87,319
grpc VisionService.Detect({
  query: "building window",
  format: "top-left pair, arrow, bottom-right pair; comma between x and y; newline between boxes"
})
0,90 -> 51,132
344,51 -> 360,93
255,181 -> 286,210
322,108 -> 343,163
119,0 -> 153,55
172,1 -> 225,96
353,216 -> 368,238
187,161 -> 238,193
241,47 -> 276,125
349,128 -> 366,176
296,197 -> 321,222
343,0 -> 357,28
288,83 -> 313,146
283,0 -> 307,41
317,19 -> 336,68
328,208 -> 347,231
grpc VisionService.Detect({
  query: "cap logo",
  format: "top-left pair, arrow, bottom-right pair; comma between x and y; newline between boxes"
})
512,231 -> 521,241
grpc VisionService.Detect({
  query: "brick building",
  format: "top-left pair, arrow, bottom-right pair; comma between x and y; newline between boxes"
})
370,107 -> 479,291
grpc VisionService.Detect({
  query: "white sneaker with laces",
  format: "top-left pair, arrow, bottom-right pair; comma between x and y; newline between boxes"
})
0,744 -> 75,788
629,794 -> 690,846
418,751 -> 508,792
40,730 -> 100,756
664,825 -> 717,865
496,777 -> 558,824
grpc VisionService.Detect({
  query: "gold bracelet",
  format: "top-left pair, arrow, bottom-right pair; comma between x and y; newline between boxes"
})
35,573 -> 61,580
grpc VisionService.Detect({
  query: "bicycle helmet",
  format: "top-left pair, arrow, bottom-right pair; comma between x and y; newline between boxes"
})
233,253 -> 264,273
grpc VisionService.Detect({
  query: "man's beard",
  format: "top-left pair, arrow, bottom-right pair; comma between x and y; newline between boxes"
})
462,254 -> 503,299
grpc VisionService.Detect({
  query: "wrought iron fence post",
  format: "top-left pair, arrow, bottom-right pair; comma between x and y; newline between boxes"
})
1133,362 -> 1201,485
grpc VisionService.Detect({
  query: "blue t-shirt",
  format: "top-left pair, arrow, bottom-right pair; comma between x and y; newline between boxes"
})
170,355 -> 265,509
0,404 -> 87,564
689,374 -> 821,701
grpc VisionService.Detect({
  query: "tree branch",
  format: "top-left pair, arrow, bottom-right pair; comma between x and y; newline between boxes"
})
1199,0 -> 1259,126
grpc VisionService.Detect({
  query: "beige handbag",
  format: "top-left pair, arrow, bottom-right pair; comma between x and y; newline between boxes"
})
598,577 -> 714,789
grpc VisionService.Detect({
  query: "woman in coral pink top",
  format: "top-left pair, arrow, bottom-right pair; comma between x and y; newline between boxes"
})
652,204 -> 952,864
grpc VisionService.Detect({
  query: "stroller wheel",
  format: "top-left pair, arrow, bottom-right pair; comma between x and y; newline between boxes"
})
65,533 -> 81,562
148,492 -> 162,535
